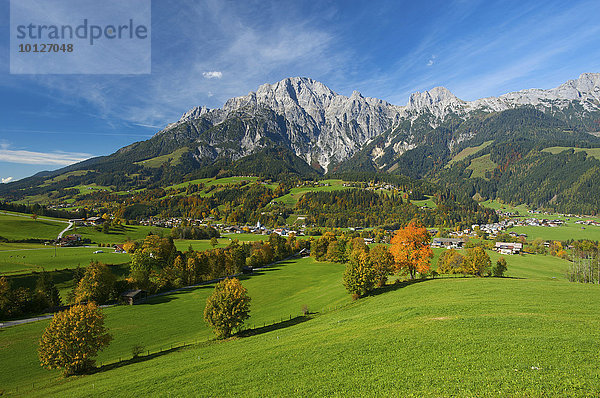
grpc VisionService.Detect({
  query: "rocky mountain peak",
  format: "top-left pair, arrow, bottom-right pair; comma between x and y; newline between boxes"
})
406,86 -> 464,118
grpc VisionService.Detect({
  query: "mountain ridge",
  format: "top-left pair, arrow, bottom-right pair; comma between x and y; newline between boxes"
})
161,73 -> 600,172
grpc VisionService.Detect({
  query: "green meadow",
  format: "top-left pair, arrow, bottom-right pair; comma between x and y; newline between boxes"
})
466,154 -> 497,179
6,258 -> 600,397
0,257 -> 348,394
447,140 -> 493,166
0,213 -> 66,241
510,223 -> 600,242
0,209 -> 596,396
273,179 -> 351,207
542,146 -> 600,160
0,246 -> 129,275
75,224 -> 171,245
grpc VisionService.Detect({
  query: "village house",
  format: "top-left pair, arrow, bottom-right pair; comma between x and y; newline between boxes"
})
431,238 -> 466,249
494,242 -> 523,255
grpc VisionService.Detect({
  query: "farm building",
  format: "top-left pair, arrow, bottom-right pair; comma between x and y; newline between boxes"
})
494,242 -> 523,255
121,290 -> 148,305
431,238 -> 466,249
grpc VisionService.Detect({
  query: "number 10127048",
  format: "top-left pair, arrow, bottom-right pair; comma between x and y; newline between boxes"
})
19,43 -> 73,53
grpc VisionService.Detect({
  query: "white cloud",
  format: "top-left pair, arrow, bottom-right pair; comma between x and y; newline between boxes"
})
203,71 -> 223,79
1,177 -> 13,183
427,55 -> 437,67
0,149 -> 92,166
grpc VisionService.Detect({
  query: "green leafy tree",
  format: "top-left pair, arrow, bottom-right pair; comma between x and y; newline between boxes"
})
210,237 -> 219,248
38,303 -> 112,375
343,250 -> 377,298
492,257 -> 508,277
74,261 -> 116,304
35,271 -> 62,308
203,278 -> 251,339
462,247 -> 491,276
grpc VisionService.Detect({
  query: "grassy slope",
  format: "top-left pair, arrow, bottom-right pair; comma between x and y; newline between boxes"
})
0,214 -> 66,241
75,225 -> 171,245
0,246 -> 129,275
29,275 -> 600,397
134,147 -> 189,168
466,154 -> 497,179
273,179 -> 350,207
447,140 -> 493,167
0,257 -> 347,394
542,146 -> 600,160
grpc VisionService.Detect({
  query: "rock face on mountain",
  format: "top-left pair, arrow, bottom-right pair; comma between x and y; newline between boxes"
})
155,73 -> 600,172
172,77 -> 402,170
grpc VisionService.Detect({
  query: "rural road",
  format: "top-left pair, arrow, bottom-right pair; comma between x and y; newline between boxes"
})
57,221 -> 74,239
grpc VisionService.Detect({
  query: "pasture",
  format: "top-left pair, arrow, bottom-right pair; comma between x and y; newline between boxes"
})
0,257 -> 347,393
273,179 -> 351,207
11,266 -> 600,397
0,213 -> 66,241
0,246 -> 130,275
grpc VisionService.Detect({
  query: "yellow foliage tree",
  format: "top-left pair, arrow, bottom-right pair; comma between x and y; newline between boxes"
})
462,247 -> 491,276
204,278 -> 251,339
38,303 -> 112,375
73,261 -> 116,304
389,220 -> 433,279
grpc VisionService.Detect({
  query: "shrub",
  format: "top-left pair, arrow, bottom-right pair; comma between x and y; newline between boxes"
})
492,257 -> 508,277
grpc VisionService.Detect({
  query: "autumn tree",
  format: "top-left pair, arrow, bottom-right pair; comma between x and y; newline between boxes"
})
343,250 -> 377,298
210,237 -> 219,248
462,247 -> 491,276
122,240 -> 139,253
389,220 -> 433,279
437,249 -> 464,275
203,278 -> 251,339
368,244 -> 395,286
38,303 -> 112,375
73,261 -> 116,304
492,257 -> 508,277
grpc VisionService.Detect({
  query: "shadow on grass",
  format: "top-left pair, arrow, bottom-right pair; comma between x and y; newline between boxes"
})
90,344 -> 191,375
237,315 -> 311,338
369,277 -> 435,297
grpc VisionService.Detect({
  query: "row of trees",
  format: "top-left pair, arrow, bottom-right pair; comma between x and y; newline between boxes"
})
310,220 -> 434,298
126,233 -> 306,293
0,273 -> 61,319
438,248 -> 507,277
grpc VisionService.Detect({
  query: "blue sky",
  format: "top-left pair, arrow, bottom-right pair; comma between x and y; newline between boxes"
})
1,0 -> 600,182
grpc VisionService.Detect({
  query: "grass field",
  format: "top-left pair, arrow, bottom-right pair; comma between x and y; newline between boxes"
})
447,141 -> 493,167
0,246 -> 130,275
510,224 -> 600,242
12,267 -> 600,397
135,147 -> 189,168
0,257 -> 348,394
273,179 -> 351,207
542,146 -> 600,160
466,154 -> 497,179
166,176 -> 260,191
412,195 -> 437,209
0,213 -> 66,241
75,224 -> 172,245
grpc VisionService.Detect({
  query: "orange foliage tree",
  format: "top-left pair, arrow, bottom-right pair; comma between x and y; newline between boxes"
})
389,220 -> 433,279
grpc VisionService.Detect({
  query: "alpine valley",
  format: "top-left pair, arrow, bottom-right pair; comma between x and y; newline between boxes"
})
3,73 -> 600,215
